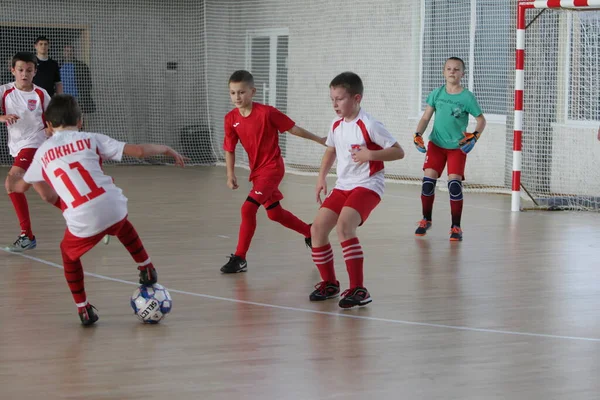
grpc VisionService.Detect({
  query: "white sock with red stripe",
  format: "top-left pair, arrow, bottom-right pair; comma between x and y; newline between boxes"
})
341,237 -> 364,288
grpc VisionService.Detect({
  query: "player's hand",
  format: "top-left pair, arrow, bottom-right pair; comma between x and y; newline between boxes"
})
316,179 -> 327,205
459,131 -> 481,154
227,175 -> 239,190
318,136 -> 328,146
414,132 -> 426,153
0,114 -> 20,125
164,146 -> 188,167
351,145 -> 371,165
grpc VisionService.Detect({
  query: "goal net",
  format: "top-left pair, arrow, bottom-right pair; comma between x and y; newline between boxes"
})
5,0 -> 599,211
515,0 -> 600,211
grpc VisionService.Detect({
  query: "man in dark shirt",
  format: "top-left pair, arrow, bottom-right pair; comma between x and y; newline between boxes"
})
32,36 -> 62,96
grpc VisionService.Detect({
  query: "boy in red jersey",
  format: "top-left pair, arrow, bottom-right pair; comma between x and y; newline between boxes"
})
309,72 -> 404,308
221,70 -> 326,273
8,94 -> 186,325
1,52 -> 63,252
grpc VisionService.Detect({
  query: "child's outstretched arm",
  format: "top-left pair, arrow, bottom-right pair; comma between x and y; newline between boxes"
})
288,125 -> 327,146
123,144 -> 187,167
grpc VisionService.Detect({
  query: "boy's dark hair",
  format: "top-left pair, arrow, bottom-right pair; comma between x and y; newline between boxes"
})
446,57 -> 465,70
45,94 -> 82,127
12,52 -> 38,69
228,70 -> 254,86
329,72 -> 364,96
34,36 -> 49,44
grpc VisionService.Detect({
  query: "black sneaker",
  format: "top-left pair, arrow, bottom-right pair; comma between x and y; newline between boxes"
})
415,219 -> 432,236
338,287 -> 372,309
220,254 -> 248,273
5,234 -> 37,252
138,265 -> 158,285
449,225 -> 463,241
309,280 -> 340,301
78,304 -> 99,326
305,223 -> 313,249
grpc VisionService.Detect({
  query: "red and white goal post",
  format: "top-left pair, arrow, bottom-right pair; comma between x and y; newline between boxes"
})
513,0 -> 600,211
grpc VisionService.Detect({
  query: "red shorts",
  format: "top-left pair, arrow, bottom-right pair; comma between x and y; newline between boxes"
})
321,187 -> 381,225
423,141 -> 467,180
12,148 -> 37,170
247,173 -> 284,207
60,217 -> 129,262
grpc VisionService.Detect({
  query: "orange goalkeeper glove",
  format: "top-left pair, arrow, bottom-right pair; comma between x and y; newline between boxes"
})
414,132 -> 426,153
459,131 -> 481,154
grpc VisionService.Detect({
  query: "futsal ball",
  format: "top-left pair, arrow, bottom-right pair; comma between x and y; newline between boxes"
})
130,283 -> 172,324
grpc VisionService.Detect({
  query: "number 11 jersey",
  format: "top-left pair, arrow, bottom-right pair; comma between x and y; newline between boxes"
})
24,130 -> 128,238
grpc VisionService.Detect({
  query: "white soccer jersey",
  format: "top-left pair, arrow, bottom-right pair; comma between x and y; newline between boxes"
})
326,109 -> 397,197
0,82 -> 50,157
24,130 -> 128,238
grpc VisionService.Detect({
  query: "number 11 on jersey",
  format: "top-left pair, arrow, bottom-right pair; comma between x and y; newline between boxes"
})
54,162 -> 106,208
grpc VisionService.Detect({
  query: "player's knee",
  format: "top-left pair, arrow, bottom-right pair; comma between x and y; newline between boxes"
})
241,197 -> 260,218
421,177 -> 437,197
310,223 -> 319,239
336,218 -> 357,240
311,218 -> 331,241
4,176 -> 11,194
265,201 -> 282,221
448,179 -> 463,201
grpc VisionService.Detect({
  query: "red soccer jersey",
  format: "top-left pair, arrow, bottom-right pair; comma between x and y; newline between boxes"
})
223,102 -> 295,180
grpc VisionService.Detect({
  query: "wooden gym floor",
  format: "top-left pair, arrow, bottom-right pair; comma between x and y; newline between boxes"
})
1,165 -> 600,399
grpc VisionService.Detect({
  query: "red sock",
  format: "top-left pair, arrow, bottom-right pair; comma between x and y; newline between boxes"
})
421,193 -> 435,221
62,256 -> 87,307
450,199 -> 463,227
421,177 -> 436,221
53,197 -> 67,211
312,243 -> 336,282
9,192 -> 33,238
341,238 -> 364,288
115,220 -> 155,271
266,203 -> 311,237
234,200 -> 259,259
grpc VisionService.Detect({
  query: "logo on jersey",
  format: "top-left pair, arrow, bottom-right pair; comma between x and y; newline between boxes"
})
451,107 -> 463,118
233,122 -> 240,127
254,191 -> 263,195
27,99 -> 37,111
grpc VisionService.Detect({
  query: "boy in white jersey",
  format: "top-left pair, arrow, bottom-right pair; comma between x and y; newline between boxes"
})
309,72 -> 404,308
8,94 -> 186,326
0,52 -> 63,252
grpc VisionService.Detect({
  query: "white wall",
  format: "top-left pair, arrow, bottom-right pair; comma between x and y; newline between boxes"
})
204,0 -> 509,188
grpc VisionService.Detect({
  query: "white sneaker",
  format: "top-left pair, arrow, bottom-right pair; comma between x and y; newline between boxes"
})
5,234 -> 37,252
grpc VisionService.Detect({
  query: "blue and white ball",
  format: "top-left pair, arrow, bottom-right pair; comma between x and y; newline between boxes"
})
130,284 -> 172,324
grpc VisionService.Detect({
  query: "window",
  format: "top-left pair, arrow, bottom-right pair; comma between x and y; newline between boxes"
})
567,11 -> 600,122
421,0 -> 510,116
